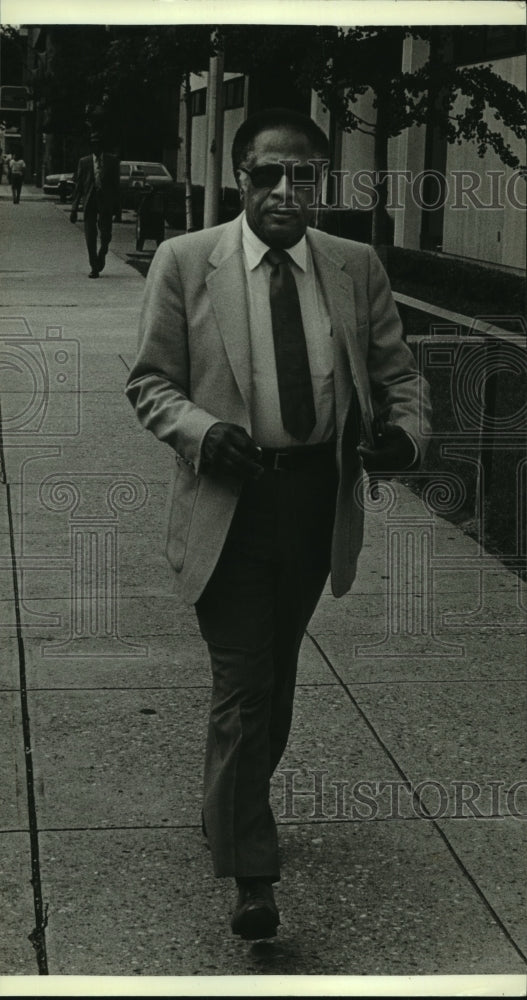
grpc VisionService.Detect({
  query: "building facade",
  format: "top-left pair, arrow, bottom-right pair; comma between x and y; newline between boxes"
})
182,26 -> 526,270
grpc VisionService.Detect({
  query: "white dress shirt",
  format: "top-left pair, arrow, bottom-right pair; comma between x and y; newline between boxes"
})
241,213 -> 335,448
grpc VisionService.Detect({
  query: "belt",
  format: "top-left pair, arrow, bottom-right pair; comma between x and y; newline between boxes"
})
258,440 -> 336,472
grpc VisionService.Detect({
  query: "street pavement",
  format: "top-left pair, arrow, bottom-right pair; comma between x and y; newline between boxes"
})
0,183 -> 526,987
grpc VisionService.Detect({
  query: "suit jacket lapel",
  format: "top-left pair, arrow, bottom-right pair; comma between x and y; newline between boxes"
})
309,231 -> 374,443
206,217 -> 252,419
204,218 -> 374,439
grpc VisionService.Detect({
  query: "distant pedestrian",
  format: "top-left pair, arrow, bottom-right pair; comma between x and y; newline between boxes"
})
70,130 -> 121,278
10,150 -> 26,204
3,154 -> 13,184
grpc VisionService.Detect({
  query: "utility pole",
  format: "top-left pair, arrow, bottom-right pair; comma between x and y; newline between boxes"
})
203,47 -> 225,229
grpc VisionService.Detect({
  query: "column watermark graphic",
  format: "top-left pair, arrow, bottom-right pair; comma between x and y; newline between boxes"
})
33,471 -> 148,657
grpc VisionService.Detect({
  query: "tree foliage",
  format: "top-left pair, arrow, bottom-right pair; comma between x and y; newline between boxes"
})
37,26 -> 110,138
33,25 -> 217,159
30,23 -> 526,199
98,24 -> 216,107
302,26 -> 526,169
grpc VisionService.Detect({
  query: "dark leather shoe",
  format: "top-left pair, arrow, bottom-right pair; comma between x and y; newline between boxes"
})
231,880 -> 279,940
88,269 -> 99,278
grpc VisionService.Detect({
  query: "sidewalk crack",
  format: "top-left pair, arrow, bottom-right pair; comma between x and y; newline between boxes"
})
307,630 -> 527,966
0,397 -> 49,974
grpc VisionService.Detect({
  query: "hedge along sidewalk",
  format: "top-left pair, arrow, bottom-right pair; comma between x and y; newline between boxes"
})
383,244 -> 525,320
393,292 -> 526,345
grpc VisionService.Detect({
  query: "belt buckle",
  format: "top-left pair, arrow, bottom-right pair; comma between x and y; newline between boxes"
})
273,451 -> 287,471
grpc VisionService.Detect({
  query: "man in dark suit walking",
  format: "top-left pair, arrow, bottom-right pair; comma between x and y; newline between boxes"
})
70,130 -> 120,278
126,108 -> 432,941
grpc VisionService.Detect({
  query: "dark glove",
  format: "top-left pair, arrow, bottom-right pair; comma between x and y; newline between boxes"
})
359,422 -> 417,501
201,422 -> 263,479
69,209 -> 78,224
359,421 -> 416,475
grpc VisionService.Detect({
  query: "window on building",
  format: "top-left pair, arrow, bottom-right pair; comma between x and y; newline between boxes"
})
453,26 -> 526,65
223,76 -> 245,111
190,88 -> 207,116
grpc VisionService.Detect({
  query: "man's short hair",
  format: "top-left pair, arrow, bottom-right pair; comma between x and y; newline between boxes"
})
232,107 -> 330,175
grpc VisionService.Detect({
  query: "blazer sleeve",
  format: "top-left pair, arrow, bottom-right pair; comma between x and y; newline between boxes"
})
125,240 -> 219,473
365,245 -> 432,464
70,158 -> 83,211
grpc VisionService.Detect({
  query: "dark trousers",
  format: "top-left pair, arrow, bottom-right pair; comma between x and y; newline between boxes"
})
195,448 -> 338,880
83,197 -> 113,270
11,176 -> 23,203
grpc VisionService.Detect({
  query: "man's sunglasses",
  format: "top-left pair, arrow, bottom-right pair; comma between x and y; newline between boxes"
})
238,161 -> 325,190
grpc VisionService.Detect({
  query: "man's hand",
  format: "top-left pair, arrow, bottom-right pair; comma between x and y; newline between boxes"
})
201,422 -> 263,479
358,422 -> 416,476
69,209 -> 78,224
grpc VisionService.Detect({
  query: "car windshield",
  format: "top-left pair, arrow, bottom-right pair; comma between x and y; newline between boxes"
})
141,164 -> 167,176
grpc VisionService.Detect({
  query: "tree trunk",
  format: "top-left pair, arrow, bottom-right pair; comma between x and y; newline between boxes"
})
372,90 -> 392,250
183,71 -> 194,232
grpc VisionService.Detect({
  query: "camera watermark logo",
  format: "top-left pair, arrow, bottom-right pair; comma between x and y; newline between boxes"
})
418,316 -> 527,581
419,318 -> 527,444
355,317 -> 527,656
0,317 -> 80,437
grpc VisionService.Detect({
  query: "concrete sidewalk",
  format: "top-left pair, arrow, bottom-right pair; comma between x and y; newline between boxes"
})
0,186 -> 526,984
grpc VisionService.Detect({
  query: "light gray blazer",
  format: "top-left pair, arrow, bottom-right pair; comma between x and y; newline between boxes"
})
126,214 -> 432,604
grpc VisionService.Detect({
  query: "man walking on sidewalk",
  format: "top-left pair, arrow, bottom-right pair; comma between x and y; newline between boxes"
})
9,148 -> 26,204
70,129 -> 120,278
126,108 -> 431,940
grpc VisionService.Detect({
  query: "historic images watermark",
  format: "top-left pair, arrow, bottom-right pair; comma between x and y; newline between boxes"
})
276,159 -> 527,211
276,769 -> 527,821
0,315 -> 149,657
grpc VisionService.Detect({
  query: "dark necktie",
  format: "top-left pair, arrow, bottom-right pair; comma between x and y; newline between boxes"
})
266,249 -> 316,442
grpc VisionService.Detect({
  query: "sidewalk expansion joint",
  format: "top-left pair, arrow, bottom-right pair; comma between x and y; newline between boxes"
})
306,631 -> 527,966
1,464 -> 49,972
0,404 -> 6,485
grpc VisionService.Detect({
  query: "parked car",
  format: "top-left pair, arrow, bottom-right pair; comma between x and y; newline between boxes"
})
43,171 -> 75,201
119,160 -> 175,210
